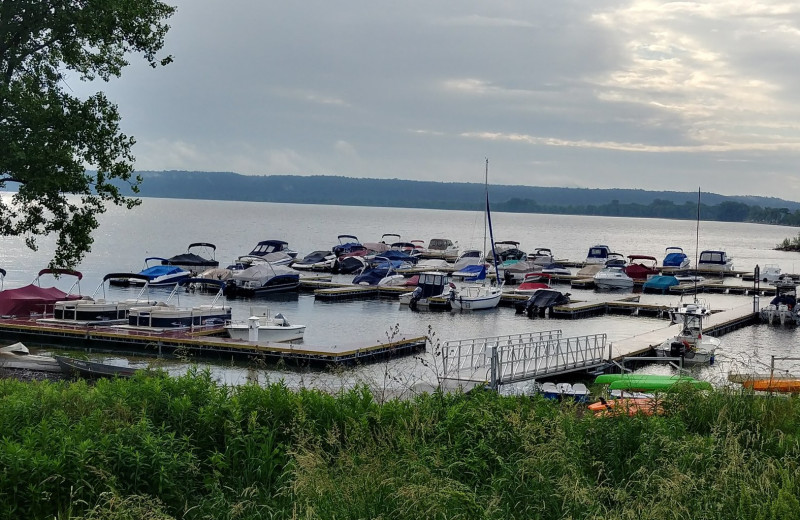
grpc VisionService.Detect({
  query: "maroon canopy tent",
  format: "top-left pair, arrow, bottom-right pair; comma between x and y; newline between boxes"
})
0,269 -> 82,317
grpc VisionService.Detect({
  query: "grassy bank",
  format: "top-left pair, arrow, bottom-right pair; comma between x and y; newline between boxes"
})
1,370 -> 800,519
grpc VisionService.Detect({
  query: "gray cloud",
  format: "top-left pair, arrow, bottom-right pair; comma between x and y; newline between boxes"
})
78,0 -> 800,200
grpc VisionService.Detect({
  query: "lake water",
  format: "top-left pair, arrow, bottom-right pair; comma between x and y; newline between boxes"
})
2,197 -> 800,390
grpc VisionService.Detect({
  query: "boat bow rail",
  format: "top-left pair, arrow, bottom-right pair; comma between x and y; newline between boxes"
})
442,331 -> 608,388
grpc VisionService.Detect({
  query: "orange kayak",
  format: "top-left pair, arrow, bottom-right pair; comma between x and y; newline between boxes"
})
589,398 -> 663,417
742,379 -> 800,393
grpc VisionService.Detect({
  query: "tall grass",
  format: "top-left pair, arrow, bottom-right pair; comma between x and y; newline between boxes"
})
1,371 -> 800,519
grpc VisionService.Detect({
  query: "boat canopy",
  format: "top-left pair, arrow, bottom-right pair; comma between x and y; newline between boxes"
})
0,283 -> 81,317
699,250 -> 729,264
587,245 -> 611,259
248,240 -> 289,256
428,238 -> 455,250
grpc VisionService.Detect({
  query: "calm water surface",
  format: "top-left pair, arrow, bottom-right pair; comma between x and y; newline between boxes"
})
2,197 -> 799,389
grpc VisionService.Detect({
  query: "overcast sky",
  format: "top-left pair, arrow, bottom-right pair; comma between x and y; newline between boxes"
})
74,1 -> 800,201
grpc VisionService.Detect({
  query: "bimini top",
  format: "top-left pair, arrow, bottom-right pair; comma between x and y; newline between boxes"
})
248,240 -> 289,256
587,245 -> 611,259
699,250 -> 730,264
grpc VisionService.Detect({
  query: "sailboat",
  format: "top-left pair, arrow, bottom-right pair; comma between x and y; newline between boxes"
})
448,159 -> 504,311
655,188 -> 719,364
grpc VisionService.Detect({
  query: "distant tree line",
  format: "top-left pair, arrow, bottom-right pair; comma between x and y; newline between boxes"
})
496,198 -> 800,225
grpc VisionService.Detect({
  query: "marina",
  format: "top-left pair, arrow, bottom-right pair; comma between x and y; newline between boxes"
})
1,198 -> 800,389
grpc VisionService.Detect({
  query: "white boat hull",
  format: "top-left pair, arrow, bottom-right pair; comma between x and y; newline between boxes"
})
0,343 -> 61,373
226,323 -> 306,342
449,284 -> 503,310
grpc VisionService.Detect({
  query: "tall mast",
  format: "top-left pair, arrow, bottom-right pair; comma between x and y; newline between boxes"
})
694,187 -> 700,302
483,158 -> 488,259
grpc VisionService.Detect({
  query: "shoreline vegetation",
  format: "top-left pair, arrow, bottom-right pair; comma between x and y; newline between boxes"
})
1,370 -> 800,519
777,232 -> 800,251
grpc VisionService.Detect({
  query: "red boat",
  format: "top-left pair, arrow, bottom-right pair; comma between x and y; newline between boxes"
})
625,255 -> 660,281
514,273 -> 552,294
0,269 -> 83,318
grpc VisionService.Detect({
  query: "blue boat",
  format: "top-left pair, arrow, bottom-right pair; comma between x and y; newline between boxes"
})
353,258 -> 410,286
642,275 -> 680,294
663,247 -> 690,269
110,257 -> 191,287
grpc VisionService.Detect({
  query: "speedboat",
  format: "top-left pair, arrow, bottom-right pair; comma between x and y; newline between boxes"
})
697,250 -> 734,272
540,263 -> 571,276
528,248 -> 555,266
656,301 -> 719,364
585,245 -> 612,265
514,273 -> 552,294
332,235 -> 365,257
225,307 -> 306,343
760,264 -> 782,284
232,240 -> 297,268
53,273 -> 156,322
226,264 -> 301,296
426,238 -> 459,260
0,342 -> 60,372
399,271 -> 452,308
663,247 -> 690,269
291,250 -> 336,271
453,249 -> 483,271
162,243 -> 219,274
593,266 -> 634,290
625,255 -> 659,281
352,258 -> 412,286
642,275 -> 680,293
514,288 -> 570,318
760,279 -> 800,326
0,269 -> 83,318
127,278 -> 232,329
110,258 -> 191,287
489,241 -> 523,263
332,255 -> 367,275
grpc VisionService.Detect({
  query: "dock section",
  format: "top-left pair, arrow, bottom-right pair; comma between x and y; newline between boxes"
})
0,317 -> 426,366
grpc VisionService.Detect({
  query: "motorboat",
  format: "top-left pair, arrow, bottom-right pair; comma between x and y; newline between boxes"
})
110,258 -> 191,287
127,278 -> 232,329
655,302 -> 719,364
0,269 -> 83,318
291,250 -> 336,271
585,245 -> 612,265
453,249 -> 483,271
593,266 -> 634,290
376,250 -> 418,265
226,263 -> 301,296
332,255 -> 367,275
642,275 -> 680,293
514,273 -> 552,294
0,342 -> 60,372
399,271 -> 452,308
515,288 -> 570,318
53,273 -> 157,322
604,252 -> 626,268
225,307 -> 306,343
760,279 -> 800,326
625,255 -> 659,281
663,247 -> 690,269
540,263 -> 571,276
246,240 -> 298,259
501,259 -> 542,284
332,235 -> 365,257
759,264 -> 782,284
230,240 -> 298,269
697,250 -> 734,272
426,238 -> 459,260
489,241 -> 523,263
162,243 -> 219,274
528,248 -> 555,266
352,257 -> 412,286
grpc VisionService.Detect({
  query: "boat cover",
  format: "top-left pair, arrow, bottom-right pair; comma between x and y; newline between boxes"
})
0,285 -> 80,317
232,264 -> 298,283
296,251 -> 332,264
454,265 -> 487,281
663,252 -> 688,267
164,253 -> 218,267
375,250 -> 418,264
353,260 -> 407,285
141,265 -> 187,278
643,275 -> 679,291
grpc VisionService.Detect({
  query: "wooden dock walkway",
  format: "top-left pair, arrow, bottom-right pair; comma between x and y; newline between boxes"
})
0,317 -> 426,366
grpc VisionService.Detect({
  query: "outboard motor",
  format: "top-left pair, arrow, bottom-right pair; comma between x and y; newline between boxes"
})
669,341 -> 686,357
408,287 -> 423,310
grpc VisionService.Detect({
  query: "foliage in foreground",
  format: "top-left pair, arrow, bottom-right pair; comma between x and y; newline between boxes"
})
1,370 -> 800,519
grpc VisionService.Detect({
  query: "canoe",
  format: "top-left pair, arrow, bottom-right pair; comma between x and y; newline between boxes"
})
741,379 -> 800,393
607,378 -> 712,392
589,398 -> 663,417
55,356 -> 139,379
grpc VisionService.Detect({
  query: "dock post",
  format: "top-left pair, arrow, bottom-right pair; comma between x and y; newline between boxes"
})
753,265 -> 760,314
488,344 -> 498,391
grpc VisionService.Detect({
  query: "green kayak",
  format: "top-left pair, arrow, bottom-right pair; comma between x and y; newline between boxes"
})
594,374 -> 695,385
607,378 -> 712,391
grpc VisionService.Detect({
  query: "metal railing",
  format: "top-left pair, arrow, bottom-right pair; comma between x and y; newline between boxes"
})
442,330 -> 608,387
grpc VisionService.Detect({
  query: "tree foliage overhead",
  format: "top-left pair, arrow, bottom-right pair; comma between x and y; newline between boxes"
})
0,0 -> 176,268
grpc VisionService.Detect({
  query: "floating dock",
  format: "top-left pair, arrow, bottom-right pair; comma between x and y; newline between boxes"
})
0,317 -> 426,366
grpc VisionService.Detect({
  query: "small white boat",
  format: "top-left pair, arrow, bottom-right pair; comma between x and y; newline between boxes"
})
585,245 -> 612,265
593,266 -> 634,290
399,272 -> 452,308
426,238 -> 460,260
225,307 -> 305,343
0,342 -> 60,372
448,280 -> 503,310
453,249 -> 483,271
760,264 -> 782,284
656,301 -> 719,364
697,250 -> 734,272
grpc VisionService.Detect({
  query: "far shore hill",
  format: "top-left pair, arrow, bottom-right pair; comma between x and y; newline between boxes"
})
7,170 -> 800,225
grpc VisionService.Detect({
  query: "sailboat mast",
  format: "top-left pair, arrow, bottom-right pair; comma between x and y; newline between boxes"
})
694,187 -> 700,301
483,158 -> 488,259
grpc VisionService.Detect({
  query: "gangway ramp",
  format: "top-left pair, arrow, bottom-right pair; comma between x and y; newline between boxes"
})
442,330 -> 608,390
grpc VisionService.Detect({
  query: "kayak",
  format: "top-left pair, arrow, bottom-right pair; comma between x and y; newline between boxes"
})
594,373 -> 695,385
741,379 -> 800,393
588,398 -> 663,417
608,378 -> 712,392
